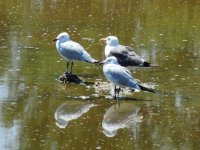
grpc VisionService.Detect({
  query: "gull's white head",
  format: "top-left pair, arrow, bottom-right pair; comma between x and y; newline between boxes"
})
100,36 -> 119,47
53,32 -> 70,43
102,56 -> 119,65
100,36 -> 120,57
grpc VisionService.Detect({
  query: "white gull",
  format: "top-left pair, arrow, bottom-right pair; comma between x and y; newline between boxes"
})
54,32 -> 98,74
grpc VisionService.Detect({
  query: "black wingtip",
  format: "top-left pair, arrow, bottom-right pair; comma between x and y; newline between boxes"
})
143,62 -> 159,67
143,62 -> 151,67
138,84 -> 156,93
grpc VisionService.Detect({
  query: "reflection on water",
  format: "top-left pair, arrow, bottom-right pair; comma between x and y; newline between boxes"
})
0,80 -> 9,100
0,29 -> 23,101
0,0 -> 200,149
102,102 -> 143,137
55,100 -> 96,128
0,120 -> 20,150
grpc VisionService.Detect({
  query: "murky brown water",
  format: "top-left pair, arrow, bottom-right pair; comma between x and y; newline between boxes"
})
0,0 -> 200,149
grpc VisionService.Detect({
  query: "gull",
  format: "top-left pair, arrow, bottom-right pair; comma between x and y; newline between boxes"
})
53,32 -> 98,74
100,56 -> 155,98
100,36 -> 158,69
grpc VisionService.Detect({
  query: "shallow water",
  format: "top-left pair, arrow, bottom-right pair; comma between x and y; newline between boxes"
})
0,0 -> 200,149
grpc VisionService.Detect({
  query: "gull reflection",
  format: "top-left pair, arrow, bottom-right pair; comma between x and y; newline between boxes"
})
102,102 -> 143,137
55,101 -> 96,128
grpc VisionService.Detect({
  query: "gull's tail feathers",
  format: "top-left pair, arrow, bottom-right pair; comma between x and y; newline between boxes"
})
83,56 -> 99,64
92,59 -> 100,64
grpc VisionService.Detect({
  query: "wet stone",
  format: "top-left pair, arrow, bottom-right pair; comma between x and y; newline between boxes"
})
59,73 -> 83,84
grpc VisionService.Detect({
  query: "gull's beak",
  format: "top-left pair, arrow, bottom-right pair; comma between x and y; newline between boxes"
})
99,38 -> 106,44
53,38 -> 58,42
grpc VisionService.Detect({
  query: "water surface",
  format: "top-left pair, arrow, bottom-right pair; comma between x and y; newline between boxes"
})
0,0 -> 200,149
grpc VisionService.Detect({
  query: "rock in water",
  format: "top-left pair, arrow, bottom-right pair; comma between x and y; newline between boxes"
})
59,73 -> 83,84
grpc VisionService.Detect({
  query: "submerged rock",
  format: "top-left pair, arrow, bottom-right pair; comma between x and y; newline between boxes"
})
59,73 -> 83,84
93,79 -> 155,98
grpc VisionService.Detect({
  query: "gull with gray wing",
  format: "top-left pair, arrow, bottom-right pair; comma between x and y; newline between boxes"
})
100,36 -> 158,69
100,56 -> 155,98
53,32 -> 98,74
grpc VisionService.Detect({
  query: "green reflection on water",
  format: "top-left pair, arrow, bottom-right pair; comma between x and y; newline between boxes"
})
0,0 -> 200,150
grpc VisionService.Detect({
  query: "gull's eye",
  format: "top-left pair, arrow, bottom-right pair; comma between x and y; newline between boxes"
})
107,38 -> 110,41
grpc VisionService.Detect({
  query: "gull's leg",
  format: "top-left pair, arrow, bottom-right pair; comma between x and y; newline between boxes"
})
65,62 -> 69,74
114,86 -> 117,99
69,62 -> 73,74
116,87 -> 121,97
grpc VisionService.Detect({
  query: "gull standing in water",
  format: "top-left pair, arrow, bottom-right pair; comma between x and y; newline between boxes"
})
100,36 -> 158,69
100,56 -> 155,98
53,32 -> 98,74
